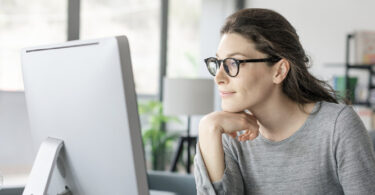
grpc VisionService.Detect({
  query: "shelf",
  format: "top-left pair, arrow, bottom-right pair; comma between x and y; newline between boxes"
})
325,63 -> 375,68
345,34 -> 375,108
347,64 -> 375,69
351,101 -> 371,106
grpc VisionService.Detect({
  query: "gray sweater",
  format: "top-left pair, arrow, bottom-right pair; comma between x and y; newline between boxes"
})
194,101 -> 375,194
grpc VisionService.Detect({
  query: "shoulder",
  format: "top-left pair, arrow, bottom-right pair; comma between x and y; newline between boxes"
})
318,101 -> 370,147
334,105 -> 367,138
310,101 -> 353,126
313,101 -> 364,131
314,101 -> 347,117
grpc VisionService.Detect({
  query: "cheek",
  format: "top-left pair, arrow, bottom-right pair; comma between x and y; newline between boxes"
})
237,69 -> 274,103
219,78 -> 259,112
220,67 -> 274,112
240,68 -> 269,93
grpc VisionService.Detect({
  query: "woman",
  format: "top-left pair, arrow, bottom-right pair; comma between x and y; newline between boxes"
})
194,8 -> 375,194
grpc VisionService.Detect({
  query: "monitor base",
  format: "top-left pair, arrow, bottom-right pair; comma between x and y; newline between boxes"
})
23,137 -> 66,195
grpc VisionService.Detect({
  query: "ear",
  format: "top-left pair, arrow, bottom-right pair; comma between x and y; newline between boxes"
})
272,59 -> 290,84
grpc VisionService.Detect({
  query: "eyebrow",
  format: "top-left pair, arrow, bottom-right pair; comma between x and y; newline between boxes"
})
215,52 -> 249,58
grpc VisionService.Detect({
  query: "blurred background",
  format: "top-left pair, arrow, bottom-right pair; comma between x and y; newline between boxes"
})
1,0 -> 375,191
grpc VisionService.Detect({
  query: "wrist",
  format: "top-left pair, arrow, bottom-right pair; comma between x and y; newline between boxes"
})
199,122 -> 223,138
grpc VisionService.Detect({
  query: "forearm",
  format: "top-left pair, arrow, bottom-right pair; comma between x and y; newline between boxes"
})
198,124 -> 225,182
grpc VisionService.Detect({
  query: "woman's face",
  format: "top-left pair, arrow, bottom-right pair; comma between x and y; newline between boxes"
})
215,33 -> 277,112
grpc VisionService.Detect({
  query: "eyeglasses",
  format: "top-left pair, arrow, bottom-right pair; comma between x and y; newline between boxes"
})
204,56 -> 281,77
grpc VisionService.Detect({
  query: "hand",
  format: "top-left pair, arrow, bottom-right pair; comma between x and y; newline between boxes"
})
199,111 -> 260,141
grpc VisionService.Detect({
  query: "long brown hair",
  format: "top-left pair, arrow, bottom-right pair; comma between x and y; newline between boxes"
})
221,8 -> 338,105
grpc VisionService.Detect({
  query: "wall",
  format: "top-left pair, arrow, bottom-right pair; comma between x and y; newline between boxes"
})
246,0 -> 375,81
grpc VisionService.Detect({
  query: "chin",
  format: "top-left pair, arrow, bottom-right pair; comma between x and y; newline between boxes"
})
221,102 -> 246,113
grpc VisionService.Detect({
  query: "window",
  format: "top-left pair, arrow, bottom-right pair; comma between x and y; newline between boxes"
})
81,0 -> 161,95
0,0 -> 67,91
167,0 -> 201,78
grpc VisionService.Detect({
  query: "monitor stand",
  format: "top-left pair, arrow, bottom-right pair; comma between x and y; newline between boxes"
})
22,138 -> 174,195
23,137 -> 72,195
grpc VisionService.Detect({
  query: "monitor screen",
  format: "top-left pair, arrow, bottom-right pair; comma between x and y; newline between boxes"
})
21,36 -> 148,195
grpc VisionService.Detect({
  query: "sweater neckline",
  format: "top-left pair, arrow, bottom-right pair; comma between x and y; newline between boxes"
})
257,101 -> 321,145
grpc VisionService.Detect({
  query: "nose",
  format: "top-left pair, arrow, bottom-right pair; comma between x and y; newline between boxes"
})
214,62 -> 229,85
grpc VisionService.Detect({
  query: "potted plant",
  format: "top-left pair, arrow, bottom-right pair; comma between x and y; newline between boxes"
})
138,100 -> 180,171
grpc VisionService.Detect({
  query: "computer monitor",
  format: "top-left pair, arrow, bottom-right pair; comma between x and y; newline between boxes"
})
21,36 -> 149,195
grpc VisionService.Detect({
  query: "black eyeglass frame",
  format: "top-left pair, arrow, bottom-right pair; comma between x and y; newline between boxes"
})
204,56 -> 281,77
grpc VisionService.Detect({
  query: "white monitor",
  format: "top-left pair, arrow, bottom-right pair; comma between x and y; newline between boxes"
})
21,36 -> 149,195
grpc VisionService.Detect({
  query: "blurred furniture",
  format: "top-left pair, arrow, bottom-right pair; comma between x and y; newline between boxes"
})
163,78 -> 214,173
0,91 -> 33,195
0,91 -> 34,168
0,187 -> 177,195
0,188 -> 23,195
0,171 -> 196,195
344,33 -> 375,106
147,171 -> 196,195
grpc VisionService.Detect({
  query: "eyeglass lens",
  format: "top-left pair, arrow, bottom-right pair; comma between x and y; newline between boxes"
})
206,58 -> 238,77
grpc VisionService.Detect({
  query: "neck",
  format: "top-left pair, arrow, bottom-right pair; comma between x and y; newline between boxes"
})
249,89 -> 315,142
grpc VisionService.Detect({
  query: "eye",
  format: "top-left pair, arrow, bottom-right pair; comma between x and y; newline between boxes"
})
227,58 -> 238,66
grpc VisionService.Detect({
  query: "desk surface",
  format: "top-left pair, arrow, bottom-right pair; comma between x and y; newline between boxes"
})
0,166 -> 175,195
0,165 -> 31,189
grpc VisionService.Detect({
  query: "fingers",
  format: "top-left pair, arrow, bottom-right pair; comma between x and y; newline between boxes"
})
238,129 -> 259,142
213,110 -> 259,141
237,112 -> 259,141
228,132 -> 237,139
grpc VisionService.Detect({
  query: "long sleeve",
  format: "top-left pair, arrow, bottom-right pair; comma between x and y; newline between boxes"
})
334,106 -> 375,194
194,135 -> 244,195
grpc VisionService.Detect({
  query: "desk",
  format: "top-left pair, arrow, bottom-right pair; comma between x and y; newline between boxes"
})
0,165 -> 30,190
0,165 -> 30,195
0,167 -> 176,195
150,190 -> 176,195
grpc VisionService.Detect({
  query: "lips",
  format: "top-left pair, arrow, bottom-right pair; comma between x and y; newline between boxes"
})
220,91 -> 235,97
